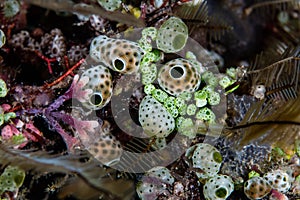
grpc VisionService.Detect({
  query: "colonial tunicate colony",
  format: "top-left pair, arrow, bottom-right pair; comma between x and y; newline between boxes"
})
78,15 -> 239,199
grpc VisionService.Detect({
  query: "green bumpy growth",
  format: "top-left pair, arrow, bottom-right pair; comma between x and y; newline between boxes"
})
0,166 -> 25,195
196,107 -> 216,123
0,79 -> 8,97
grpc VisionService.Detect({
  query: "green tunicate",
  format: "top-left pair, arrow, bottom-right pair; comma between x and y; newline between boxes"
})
142,27 -> 157,40
4,112 -> 16,122
166,104 -> 178,118
196,107 -> 216,123
140,54 -> 159,73
12,134 -> 26,145
186,104 -> 197,116
219,75 -> 233,89
202,85 -> 214,94
226,67 -> 237,79
208,91 -> 220,106
156,17 -> 188,53
178,104 -> 187,115
97,0 -> 121,11
186,51 -> 197,60
144,84 -> 156,95
195,98 -> 207,107
178,91 -> 192,101
178,118 -> 196,138
0,79 -> 8,97
0,166 -> 25,195
142,72 -> 156,85
164,96 -> 175,109
202,71 -> 214,83
208,76 -> 218,87
194,90 -> 207,100
175,116 -> 184,129
138,38 -> 152,52
174,97 -> 185,108
248,170 -> 260,179
151,89 -> 168,103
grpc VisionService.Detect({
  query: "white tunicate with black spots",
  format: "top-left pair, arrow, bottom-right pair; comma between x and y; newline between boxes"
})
146,166 -> 175,185
136,166 -> 174,200
203,175 -> 234,200
185,143 -> 222,179
97,0 -> 122,11
80,64 -> 113,110
139,95 -> 175,138
90,35 -> 145,74
156,17 -> 188,53
263,170 -> 291,193
244,176 -> 272,200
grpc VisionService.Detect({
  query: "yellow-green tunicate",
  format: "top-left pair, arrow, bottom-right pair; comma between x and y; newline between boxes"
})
156,17 -> 188,53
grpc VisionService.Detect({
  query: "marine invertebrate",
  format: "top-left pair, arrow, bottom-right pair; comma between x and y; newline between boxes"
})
0,29 -> 5,48
0,78 -> 8,97
84,129 -> 122,166
79,64 -> 113,110
139,95 -> 175,137
244,176 -> 272,199
156,17 -> 188,53
90,35 -> 145,74
263,169 -> 291,193
136,166 -> 174,200
157,58 -> 201,96
0,165 -> 25,196
203,175 -> 234,200
97,0 -> 122,11
2,0 -> 20,18
185,143 -> 222,179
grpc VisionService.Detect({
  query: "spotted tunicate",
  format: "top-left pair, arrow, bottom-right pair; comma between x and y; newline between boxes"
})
90,35 -> 145,74
80,65 -> 113,110
203,175 -> 234,200
0,29 -> 6,48
156,17 -> 188,53
244,176 -> 272,200
264,170 -> 291,193
139,95 -> 175,137
97,0 -> 122,11
87,134 -> 122,166
158,58 -> 201,96
136,166 -> 174,200
185,143 -> 222,179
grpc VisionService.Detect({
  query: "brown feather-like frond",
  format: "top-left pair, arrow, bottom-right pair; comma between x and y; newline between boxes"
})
244,0 -> 300,17
0,145 -> 134,199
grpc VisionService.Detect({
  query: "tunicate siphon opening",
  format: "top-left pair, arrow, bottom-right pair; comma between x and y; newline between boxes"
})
213,151 -> 222,163
114,59 -> 125,71
215,187 -> 227,198
89,93 -> 103,106
170,66 -> 184,79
